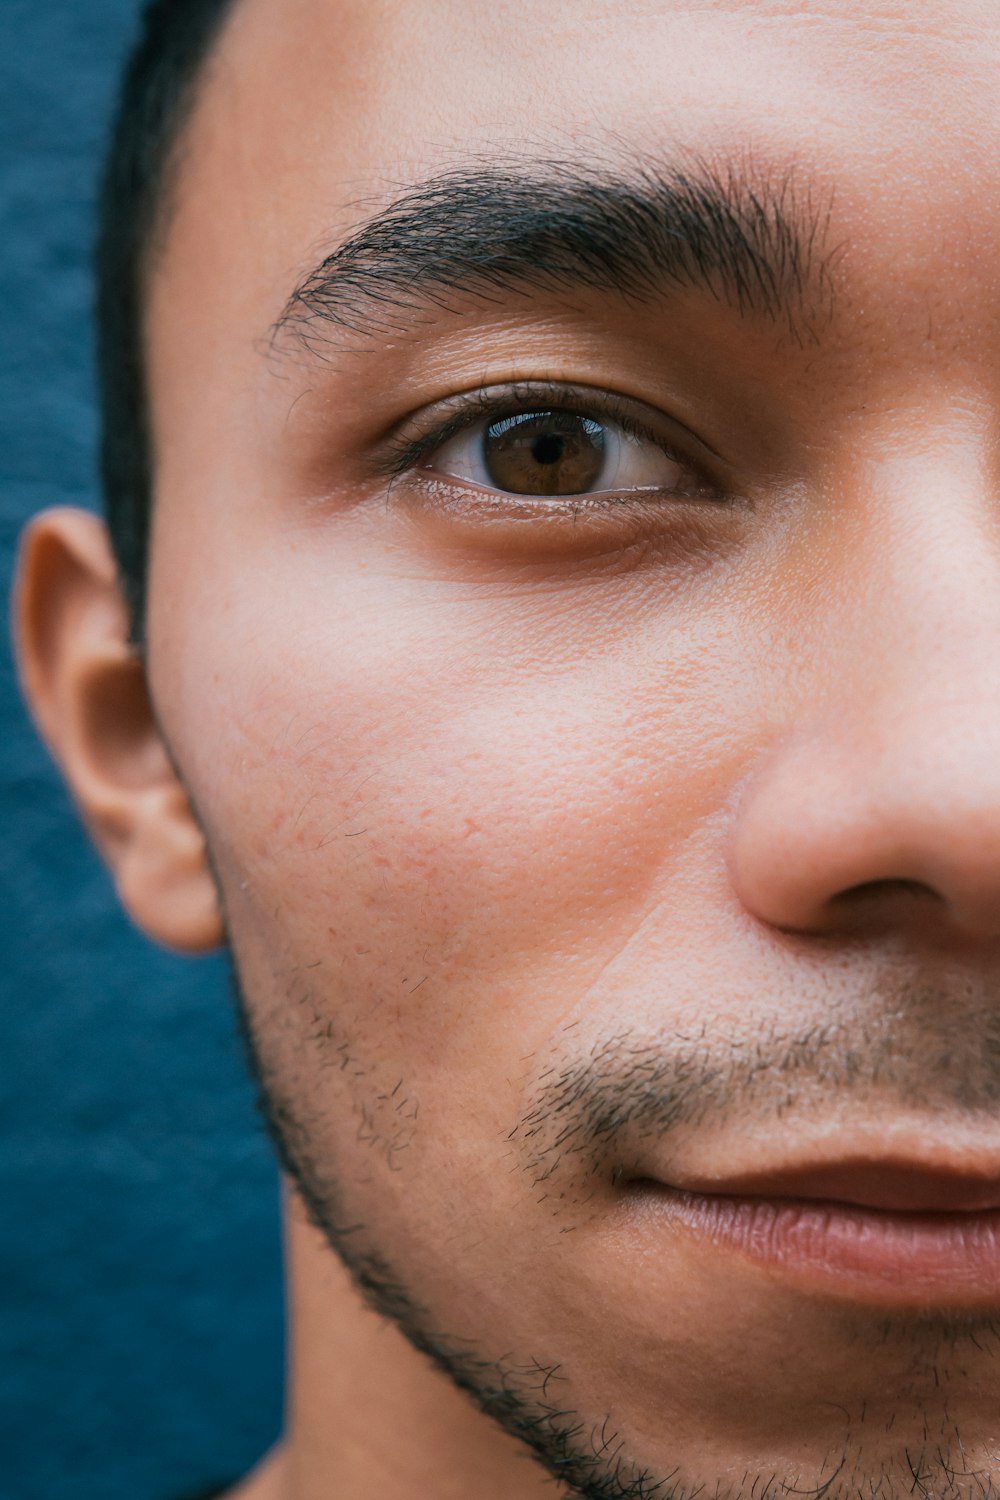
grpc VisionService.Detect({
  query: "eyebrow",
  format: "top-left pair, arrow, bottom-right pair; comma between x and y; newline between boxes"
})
271,154 -> 835,358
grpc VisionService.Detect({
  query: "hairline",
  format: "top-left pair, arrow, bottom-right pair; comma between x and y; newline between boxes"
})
97,0 -> 243,641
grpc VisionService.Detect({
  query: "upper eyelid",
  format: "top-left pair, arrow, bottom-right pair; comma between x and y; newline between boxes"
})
377,381 -> 705,478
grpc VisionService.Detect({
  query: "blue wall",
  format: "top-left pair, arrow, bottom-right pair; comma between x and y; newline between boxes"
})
0,5 -> 284,1497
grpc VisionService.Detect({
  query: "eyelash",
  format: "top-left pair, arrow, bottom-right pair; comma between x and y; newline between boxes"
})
377,380 -> 711,492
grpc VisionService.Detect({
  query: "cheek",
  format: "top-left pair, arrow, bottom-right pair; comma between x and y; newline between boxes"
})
150,529 -> 749,1077
147,523 -> 772,1352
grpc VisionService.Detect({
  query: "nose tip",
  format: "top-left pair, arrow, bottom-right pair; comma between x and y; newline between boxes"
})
730,732 -> 1000,944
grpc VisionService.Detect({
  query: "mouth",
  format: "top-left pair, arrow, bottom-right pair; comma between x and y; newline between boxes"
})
627,1157 -> 1000,1308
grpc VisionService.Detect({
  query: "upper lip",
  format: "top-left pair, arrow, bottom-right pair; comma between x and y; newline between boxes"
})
660,1160 -> 1000,1213
642,1126 -> 1000,1213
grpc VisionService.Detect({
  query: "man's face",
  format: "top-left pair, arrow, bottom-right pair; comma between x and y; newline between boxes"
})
142,0 -> 1000,1492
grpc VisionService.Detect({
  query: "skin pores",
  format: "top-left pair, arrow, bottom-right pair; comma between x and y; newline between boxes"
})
34,0 -> 1000,1494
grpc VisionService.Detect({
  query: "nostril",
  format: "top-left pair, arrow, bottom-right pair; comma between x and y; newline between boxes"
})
830,877 -> 939,910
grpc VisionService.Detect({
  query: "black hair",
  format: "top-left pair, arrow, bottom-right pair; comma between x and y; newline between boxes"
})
95,0 -> 239,639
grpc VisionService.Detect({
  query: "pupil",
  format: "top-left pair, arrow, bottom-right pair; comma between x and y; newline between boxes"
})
531,434 -> 564,466
482,412 -> 606,496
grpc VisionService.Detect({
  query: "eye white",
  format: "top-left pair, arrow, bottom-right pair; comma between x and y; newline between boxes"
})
426,412 -> 688,495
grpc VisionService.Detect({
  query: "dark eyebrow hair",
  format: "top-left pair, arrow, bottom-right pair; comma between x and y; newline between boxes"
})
271,154 -> 836,358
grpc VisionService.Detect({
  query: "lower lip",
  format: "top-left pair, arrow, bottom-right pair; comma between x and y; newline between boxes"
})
633,1183 -> 1000,1306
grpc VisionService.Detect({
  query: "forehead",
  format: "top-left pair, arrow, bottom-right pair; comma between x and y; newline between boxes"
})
192,0 -> 1000,165
146,0 -> 1000,455
167,0 -> 1000,225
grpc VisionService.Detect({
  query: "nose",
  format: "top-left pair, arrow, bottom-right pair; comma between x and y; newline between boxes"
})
732,713 -> 1000,941
730,505 -> 1000,945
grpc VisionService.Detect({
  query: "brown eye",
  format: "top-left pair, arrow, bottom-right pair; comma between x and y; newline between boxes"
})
424,404 -> 695,499
482,412 -> 606,495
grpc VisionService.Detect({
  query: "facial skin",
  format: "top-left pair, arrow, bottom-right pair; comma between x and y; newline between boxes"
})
16,0 -> 1000,1495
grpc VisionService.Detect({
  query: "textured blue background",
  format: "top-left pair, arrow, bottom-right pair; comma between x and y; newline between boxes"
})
0,5 -> 285,1498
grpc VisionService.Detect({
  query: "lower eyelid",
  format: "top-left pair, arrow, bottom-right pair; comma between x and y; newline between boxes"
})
379,472 -> 743,574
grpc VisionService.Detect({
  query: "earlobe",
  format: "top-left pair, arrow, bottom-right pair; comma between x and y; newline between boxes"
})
13,507 -> 225,954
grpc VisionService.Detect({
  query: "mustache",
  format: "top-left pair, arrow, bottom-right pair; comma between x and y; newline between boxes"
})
511,989 -> 1000,1191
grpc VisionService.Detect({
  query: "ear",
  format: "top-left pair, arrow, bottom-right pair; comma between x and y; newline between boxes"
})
13,508 -> 224,953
